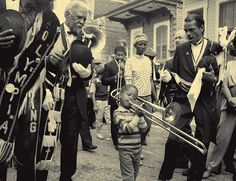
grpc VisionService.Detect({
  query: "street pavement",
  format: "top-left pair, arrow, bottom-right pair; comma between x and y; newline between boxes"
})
7,123 -> 234,181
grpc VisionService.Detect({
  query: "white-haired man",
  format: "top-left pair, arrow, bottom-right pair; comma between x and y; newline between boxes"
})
46,1 -> 97,180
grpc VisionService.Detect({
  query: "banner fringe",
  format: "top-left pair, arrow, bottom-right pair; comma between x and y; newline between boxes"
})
42,136 -> 56,147
36,160 -> 52,170
0,139 -> 14,162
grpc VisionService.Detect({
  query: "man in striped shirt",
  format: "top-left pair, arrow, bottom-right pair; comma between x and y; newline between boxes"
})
113,85 -> 147,181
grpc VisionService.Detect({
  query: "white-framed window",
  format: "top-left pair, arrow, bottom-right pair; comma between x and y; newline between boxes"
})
184,2 -> 207,35
153,20 -> 170,61
216,0 -> 236,41
130,27 -> 143,56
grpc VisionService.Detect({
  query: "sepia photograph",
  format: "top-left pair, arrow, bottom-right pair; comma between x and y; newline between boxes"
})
0,0 -> 235,180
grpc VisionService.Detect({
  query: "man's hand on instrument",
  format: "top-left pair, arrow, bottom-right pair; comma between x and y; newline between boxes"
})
49,52 -> 65,66
0,29 -> 15,48
72,63 -> 91,78
43,89 -> 54,111
160,70 -> 172,83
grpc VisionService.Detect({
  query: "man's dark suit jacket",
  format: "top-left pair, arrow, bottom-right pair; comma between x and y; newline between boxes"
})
101,60 -> 125,107
46,38 -> 93,121
66,39 -> 93,120
171,39 -> 221,144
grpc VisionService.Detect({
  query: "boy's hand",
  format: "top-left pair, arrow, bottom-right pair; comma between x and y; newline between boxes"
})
135,108 -> 144,117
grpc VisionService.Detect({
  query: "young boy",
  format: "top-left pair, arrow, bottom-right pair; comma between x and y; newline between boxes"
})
113,85 -> 147,181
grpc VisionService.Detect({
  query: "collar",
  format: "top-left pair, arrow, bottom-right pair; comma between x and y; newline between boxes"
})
64,23 -> 74,36
191,38 -> 203,46
134,54 -> 144,59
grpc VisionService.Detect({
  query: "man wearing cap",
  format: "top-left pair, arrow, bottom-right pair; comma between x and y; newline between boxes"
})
124,33 -> 155,147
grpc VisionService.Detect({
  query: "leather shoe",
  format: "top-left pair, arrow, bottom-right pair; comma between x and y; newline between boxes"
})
83,145 -> 97,151
233,172 -> 236,181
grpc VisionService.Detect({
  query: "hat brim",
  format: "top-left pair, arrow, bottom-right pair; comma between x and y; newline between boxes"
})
0,10 -> 26,55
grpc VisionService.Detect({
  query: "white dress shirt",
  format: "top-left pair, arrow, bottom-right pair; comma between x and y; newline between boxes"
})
191,38 -> 207,69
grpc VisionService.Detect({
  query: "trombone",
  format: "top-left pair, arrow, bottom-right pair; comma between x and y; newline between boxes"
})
111,89 -> 207,155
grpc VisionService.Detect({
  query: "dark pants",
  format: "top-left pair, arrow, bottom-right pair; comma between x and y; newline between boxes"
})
110,104 -> 118,148
15,89 -> 50,181
60,91 -> 92,180
87,97 -> 96,127
14,87 -> 46,181
159,98 -> 217,181
0,163 -> 7,181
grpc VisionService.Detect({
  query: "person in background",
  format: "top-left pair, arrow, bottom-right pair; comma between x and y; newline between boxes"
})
158,30 -> 191,172
101,45 -> 126,150
90,65 -> 111,140
124,33 -> 157,147
113,84 -> 147,181
203,36 -> 236,179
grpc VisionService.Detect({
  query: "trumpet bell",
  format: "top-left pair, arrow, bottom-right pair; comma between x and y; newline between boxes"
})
162,102 -> 181,125
82,25 -> 106,51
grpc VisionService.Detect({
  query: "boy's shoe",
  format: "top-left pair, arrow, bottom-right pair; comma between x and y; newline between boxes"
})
140,154 -> 144,160
140,160 -> 143,166
97,133 -> 104,140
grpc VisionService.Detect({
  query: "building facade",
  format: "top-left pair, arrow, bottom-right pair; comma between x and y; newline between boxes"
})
103,0 -> 184,62
184,0 -> 236,41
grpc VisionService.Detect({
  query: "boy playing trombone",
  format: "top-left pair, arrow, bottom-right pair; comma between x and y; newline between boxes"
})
113,85 -> 147,181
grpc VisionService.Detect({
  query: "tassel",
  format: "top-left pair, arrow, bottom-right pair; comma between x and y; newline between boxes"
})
48,110 -> 61,123
42,136 -> 56,147
36,160 -> 52,170
0,139 -> 14,162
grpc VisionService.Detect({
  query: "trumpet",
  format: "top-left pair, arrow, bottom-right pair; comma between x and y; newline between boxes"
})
111,89 -> 207,155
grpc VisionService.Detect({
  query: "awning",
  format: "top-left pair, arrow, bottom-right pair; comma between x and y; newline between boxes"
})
102,0 -> 181,22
